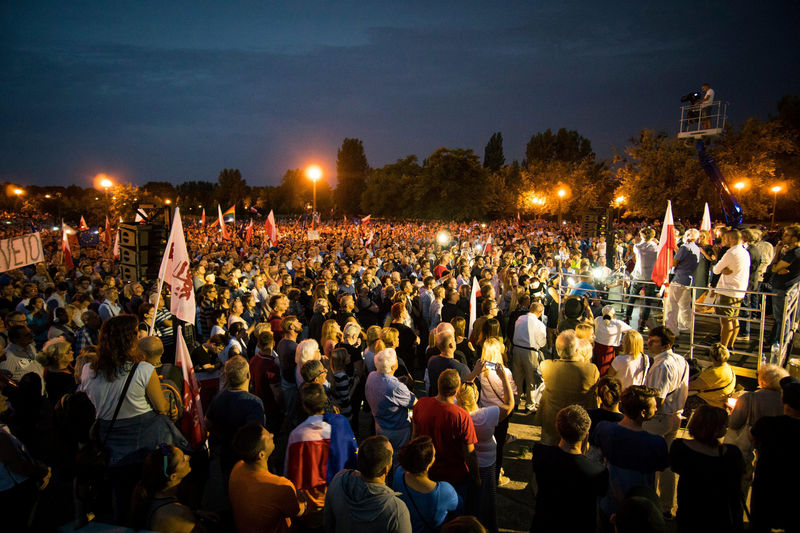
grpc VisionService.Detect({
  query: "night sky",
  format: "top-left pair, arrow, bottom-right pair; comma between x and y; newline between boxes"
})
2,1 -> 799,189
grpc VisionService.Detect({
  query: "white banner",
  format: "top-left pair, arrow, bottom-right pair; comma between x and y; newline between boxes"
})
0,232 -> 44,273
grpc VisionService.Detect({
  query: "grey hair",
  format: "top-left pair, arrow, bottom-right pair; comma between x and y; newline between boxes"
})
375,348 -> 398,374
295,338 -> 321,366
758,363 -> 789,390
683,228 -> 700,242
555,330 -> 578,360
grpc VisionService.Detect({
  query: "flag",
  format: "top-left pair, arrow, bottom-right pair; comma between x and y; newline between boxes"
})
245,219 -> 253,244
700,202 -> 713,244
361,214 -> 371,224
484,235 -> 493,257
175,325 -> 206,448
79,216 -> 89,231
113,231 -> 119,259
517,212 -> 522,227
62,224 -> 74,270
158,208 -> 196,324
365,230 -> 374,247
217,204 -> 229,240
468,277 -> 479,338
104,216 -> 112,249
652,200 -> 676,287
222,205 -> 236,217
200,208 -> 205,226
265,209 -> 277,246
249,206 -> 259,214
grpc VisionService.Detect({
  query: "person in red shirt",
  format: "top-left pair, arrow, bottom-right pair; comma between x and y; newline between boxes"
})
249,330 -> 282,431
229,423 -> 306,533
412,369 -> 479,508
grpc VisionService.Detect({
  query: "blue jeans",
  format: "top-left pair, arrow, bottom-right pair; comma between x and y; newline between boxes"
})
770,288 -> 789,344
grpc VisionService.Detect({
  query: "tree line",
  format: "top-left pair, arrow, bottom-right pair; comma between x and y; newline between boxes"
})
4,96 -> 798,224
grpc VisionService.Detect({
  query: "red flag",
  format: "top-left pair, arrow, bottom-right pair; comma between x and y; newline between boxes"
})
175,325 -> 206,448
104,216 -> 112,249
200,208 -> 206,226
365,230 -> 374,247
217,204 -> 229,240
484,235 -> 493,257
113,230 -> 119,259
652,200 -> 676,287
361,214 -> 371,224
158,208 -> 196,324
265,210 -> 277,246
245,219 -> 253,245
62,224 -> 74,270
517,212 -> 522,228
79,216 -> 89,231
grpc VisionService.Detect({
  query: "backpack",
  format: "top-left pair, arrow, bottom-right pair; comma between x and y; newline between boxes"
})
157,366 -> 184,423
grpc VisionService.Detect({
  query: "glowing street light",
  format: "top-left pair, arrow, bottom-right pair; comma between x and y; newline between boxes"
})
771,185 -> 783,227
306,165 -> 322,213
556,187 -> 569,224
164,199 -> 172,205
734,181 -> 745,191
100,178 -> 113,189
13,188 -> 23,196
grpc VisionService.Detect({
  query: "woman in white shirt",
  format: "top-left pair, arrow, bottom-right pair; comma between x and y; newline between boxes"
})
607,329 -> 650,390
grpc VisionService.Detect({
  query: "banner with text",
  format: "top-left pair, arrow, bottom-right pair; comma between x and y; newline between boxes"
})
0,233 -> 44,273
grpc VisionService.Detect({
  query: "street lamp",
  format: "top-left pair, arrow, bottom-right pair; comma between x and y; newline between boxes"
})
614,195 -> 626,225
306,165 -> 322,213
771,185 -> 783,227
557,188 -> 567,225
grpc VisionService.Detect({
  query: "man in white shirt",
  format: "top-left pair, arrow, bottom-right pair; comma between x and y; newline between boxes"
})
642,325 -> 688,518
700,83 -> 715,129
712,229 -> 751,348
511,302 -> 547,412
625,228 -> 659,331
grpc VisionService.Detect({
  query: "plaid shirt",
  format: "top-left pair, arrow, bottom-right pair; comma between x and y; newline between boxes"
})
74,326 -> 98,354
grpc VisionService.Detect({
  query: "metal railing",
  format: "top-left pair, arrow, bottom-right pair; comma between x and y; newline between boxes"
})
678,100 -> 727,138
554,274 -> 800,379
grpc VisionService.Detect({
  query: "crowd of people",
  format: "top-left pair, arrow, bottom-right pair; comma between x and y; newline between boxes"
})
0,213 -> 799,532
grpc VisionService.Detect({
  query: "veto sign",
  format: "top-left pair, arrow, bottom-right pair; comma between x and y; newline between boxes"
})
0,233 -> 45,273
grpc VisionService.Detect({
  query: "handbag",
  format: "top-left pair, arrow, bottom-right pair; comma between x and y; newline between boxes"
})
74,363 -> 140,512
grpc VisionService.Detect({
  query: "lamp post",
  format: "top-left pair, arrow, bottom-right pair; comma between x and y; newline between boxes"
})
614,195 -> 625,225
771,185 -> 782,228
557,188 -> 566,225
306,165 -> 322,214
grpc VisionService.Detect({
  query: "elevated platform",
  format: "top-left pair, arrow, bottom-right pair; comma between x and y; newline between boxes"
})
678,100 -> 727,139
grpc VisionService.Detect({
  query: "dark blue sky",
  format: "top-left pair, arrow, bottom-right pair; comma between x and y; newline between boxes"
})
2,1 -> 799,189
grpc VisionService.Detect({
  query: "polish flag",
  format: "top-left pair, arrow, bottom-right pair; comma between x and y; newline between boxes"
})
175,325 -> 206,448
217,204 -> 229,240
468,277 -> 479,338
104,216 -> 112,249
700,202 -> 713,244
157,207 -> 196,324
79,216 -> 89,231
361,214 -> 371,224
484,235 -> 493,257
652,201 -> 676,287
113,231 -> 119,259
365,231 -> 374,247
245,219 -> 253,245
265,210 -> 277,246
200,208 -> 206,226
62,224 -> 74,270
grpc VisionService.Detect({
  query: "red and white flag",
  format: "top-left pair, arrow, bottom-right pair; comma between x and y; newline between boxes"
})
245,219 -> 253,245
217,204 -> 229,240
700,202 -> 713,244
104,216 -> 112,249
113,230 -> 119,259
265,209 -> 277,246
200,208 -> 205,226
652,200 -> 676,287
175,325 -> 206,448
484,235 -> 493,257
62,224 -> 74,270
157,207 -> 196,324
468,277 -> 479,338
79,216 -> 89,231
365,230 -> 374,247
361,214 -> 371,224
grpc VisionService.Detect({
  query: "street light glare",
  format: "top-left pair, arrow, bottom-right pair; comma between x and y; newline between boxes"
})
306,165 -> 323,182
100,178 -> 113,189
616,195 -> 625,203
13,188 -> 23,195
771,185 -> 782,193
734,181 -> 745,190
557,188 -> 566,198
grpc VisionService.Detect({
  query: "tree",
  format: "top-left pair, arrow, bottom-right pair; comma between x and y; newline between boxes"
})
176,181 -> 216,213
215,169 -> 248,210
141,181 -> 177,203
360,156 -> 422,216
614,130 -> 713,220
335,138 -> 370,214
410,148 -> 489,220
526,128 -> 595,165
483,132 -> 505,171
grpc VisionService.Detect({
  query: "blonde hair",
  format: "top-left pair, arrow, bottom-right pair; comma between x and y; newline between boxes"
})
575,339 -> 593,363
39,339 -> 73,367
380,327 -> 399,349
320,319 -> 341,348
575,321 -> 595,342
366,325 -> 385,351
480,337 -> 505,365
456,382 -> 479,412
621,330 -> 644,360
